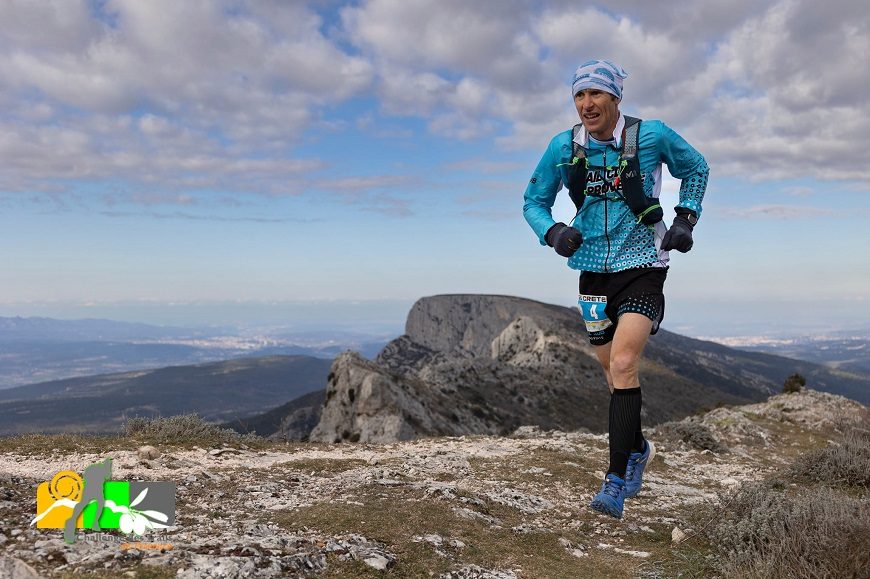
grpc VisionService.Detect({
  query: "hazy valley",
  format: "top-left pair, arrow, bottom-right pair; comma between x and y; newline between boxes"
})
709,331 -> 870,374
0,316 -> 388,389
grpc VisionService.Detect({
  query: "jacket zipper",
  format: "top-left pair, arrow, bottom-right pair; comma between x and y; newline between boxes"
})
603,148 -> 611,272
604,199 -> 610,272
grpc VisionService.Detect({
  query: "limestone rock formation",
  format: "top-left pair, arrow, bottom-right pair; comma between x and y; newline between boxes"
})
309,352 -> 444,443
252,294 -> 869,443
308,294 -> 762,444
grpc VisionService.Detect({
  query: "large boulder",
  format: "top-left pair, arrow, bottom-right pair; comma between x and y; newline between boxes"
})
309,352 -> 442,443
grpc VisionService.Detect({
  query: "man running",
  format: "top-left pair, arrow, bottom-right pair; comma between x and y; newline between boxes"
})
522,59 -> 708,519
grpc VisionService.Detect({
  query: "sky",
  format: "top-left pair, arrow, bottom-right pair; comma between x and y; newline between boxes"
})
0,0 -> 868,338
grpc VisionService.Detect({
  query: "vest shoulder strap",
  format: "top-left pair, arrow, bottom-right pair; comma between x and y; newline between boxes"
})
621,116 -> 642,159
571,124 -> 586,162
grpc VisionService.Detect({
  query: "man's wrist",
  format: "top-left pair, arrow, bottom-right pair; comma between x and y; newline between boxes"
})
545,222 -> 565,246
674,208 -> 698,227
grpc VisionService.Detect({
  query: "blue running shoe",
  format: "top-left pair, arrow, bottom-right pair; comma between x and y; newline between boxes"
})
589,473 -> 626,519
624,440 -> 656,498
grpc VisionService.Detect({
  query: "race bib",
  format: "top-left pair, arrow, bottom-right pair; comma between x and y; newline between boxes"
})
578,294 -> 612,333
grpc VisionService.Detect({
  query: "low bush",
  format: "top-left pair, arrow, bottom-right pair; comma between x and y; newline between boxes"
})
788,416 -> 870,487
710,481 -> 870,578
123,413 -> 262,447
655,420 -> 728,453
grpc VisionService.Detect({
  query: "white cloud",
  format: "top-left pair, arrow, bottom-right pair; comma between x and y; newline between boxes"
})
675,0 -> 870,180
342,0 -> 870,185
535,7 -> 693,104
342,0 -> 536,78
718,204 -> 835,219
0,0 -> 371,198
0,1 -> 100,52
2,0 -> 868,204
100,210 -> 315,223
342,0 -> 554,141
316,174 -> 414,193
428,112 -> 496,140
0,112 -> 326,195
376,69 -> 453,115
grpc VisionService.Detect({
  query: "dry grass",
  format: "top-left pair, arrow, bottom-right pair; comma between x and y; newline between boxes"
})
274,484 -> 645,578
60,566 -> 180,579
467,448 -> 602,488
0,432 -> 122,455
274,457 -> 372,477
0,414 -> 270,454
265,444 -> 701,579
652,412 -> 870,578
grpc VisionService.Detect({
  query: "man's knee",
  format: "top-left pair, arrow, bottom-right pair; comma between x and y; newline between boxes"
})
610,351 -> 640,379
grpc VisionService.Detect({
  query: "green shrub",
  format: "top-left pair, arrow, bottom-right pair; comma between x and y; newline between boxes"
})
123,413 -> 262,447
710,482 -> 870,578
782,372 -> 806,394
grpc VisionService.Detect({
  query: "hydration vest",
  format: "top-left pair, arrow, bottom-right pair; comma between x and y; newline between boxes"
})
565,116 -> 663,226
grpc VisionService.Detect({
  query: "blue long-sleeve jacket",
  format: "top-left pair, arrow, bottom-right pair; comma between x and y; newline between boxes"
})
523,115 -> 708,272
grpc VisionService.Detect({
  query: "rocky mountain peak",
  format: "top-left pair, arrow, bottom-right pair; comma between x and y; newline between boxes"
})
404,294 -> 588,359
308,294 -> 775,444
271,294 -> 869,445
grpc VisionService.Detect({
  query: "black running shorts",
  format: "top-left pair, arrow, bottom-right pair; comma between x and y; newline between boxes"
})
577,267 -> 667,346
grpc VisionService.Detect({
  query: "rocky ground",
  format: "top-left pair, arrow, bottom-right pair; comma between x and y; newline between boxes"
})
0,389 -> 865,578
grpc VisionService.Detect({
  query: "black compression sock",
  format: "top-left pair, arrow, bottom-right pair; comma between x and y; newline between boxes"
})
607,387 -> 642,479
633,389 -> 646,453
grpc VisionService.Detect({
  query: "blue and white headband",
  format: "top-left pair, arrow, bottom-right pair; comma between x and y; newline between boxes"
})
571,60 -> 628,100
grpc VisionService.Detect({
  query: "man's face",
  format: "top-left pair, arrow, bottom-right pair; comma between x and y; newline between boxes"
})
574,89 -> 620,140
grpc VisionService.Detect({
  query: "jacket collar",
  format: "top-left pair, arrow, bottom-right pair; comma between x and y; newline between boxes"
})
573,113 -> 625,148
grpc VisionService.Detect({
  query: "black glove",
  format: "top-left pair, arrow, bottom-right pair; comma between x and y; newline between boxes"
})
545,222 -> 583,257
661,213 -> 695,253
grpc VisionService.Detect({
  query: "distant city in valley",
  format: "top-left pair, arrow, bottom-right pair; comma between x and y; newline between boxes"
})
0,316 -> 394,389
702,333 -> 870,374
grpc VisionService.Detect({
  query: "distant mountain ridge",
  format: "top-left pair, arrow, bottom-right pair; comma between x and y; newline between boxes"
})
0,355 -> 331,435
0,316 -> 203,342
223,390 -> 326,440
645,331 -> 870,404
